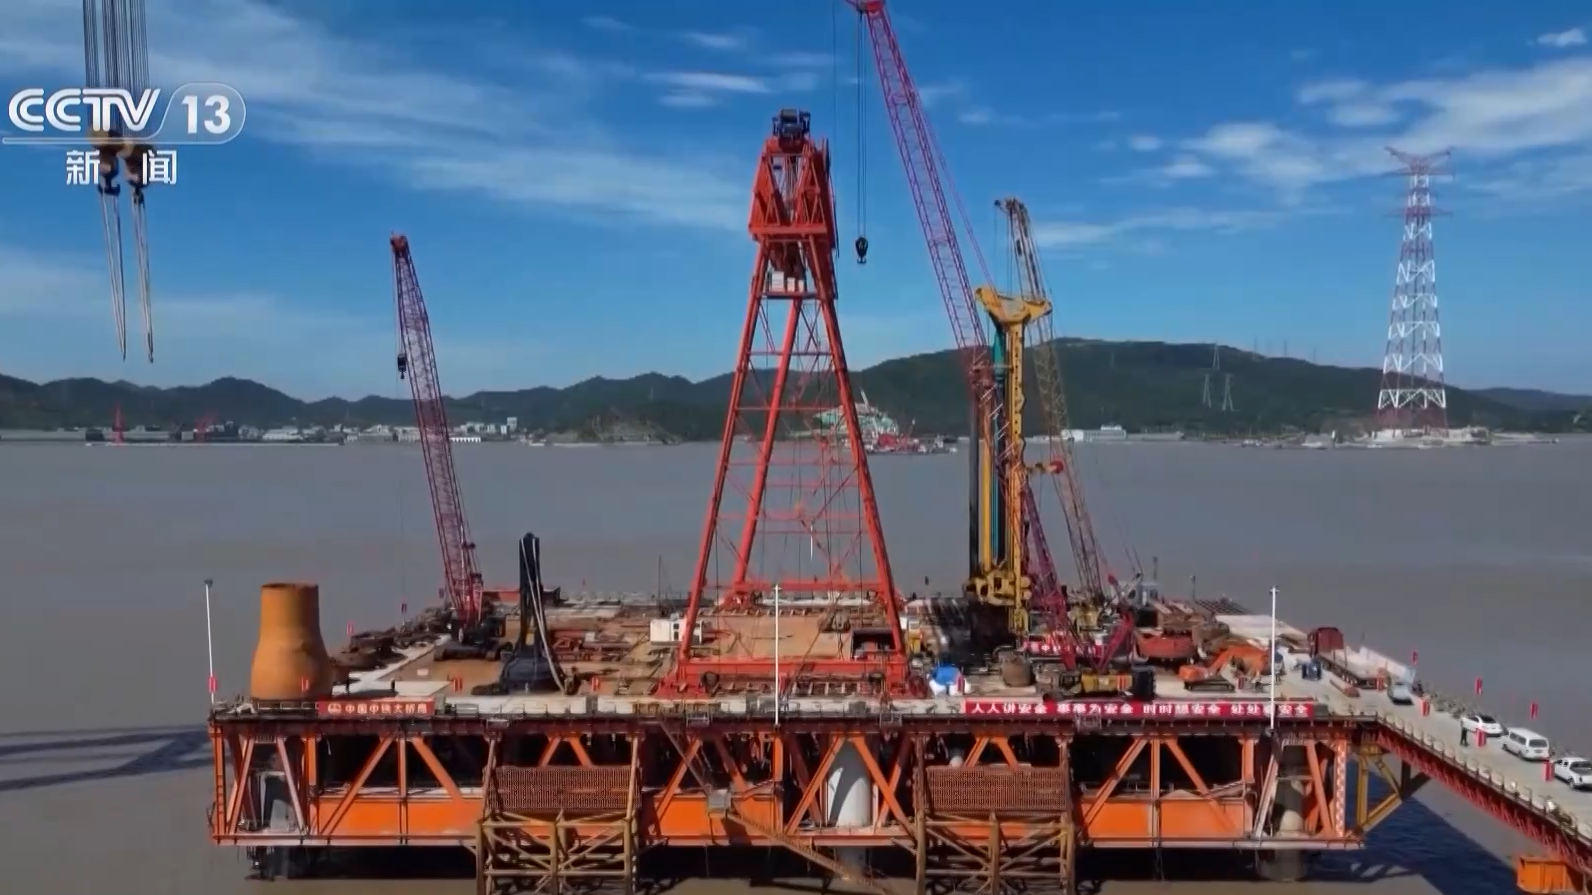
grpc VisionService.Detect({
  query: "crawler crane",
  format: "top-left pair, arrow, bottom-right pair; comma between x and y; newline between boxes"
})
846,0 -> 1131,672
390,234 -> 488,640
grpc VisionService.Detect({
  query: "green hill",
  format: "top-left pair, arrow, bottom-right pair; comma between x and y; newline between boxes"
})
1,339 -> 1582,437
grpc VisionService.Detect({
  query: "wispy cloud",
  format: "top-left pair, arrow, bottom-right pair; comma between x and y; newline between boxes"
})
916,80 -> 967,109
1469,151 -> 1592,202
678,30 -> 752,52
646,70 -> 788,109
648,71 -> 771,94
0,0 -> 746,230
0,243 -> 531,395
1029,207 -> 1294,251
1174,57 -> 1592,201
1127,135 -> 1163,152
1537,27 -> 1587,49
913,80 -> 1009,126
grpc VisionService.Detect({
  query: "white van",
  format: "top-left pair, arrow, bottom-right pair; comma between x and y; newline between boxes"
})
1503,728 -> 1551,761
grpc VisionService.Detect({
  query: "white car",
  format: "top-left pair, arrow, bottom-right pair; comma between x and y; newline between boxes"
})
1554,757 -> 1592,790
1460,713 -> 1505,737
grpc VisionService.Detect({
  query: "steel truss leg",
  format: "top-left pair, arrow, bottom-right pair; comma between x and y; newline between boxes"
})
915,734 -> 1075,895
476,742 -> 639,894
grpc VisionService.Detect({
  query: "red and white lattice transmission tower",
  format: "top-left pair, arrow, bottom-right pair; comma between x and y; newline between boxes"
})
661,109 -> 911,698
1376,147 -> 1451,431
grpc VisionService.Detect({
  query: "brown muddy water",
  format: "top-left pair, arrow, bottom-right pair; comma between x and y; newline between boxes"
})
1,439 -> 1587,894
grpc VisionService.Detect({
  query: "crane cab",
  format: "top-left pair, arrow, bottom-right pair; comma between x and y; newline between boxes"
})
773,108 -> 811,142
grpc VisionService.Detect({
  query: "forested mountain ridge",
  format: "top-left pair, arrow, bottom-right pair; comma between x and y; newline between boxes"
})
1,338 -> 1583,436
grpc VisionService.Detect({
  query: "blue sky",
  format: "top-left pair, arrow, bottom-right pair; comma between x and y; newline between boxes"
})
0,0 -> 1589,399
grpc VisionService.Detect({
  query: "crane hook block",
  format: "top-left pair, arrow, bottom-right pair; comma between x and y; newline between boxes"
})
854,236 -> 870,265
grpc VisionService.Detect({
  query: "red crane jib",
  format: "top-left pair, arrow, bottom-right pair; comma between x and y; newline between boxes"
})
850,1 -> 1133,670
659,110 -> 915,698
391,234 -> 483,628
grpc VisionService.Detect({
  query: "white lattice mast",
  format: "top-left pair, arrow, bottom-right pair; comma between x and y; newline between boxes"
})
1376,147 -> 1451,431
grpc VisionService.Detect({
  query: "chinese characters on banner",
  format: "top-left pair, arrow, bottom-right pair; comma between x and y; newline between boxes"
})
962,699 -> 1317,719
65,148 -> 178,187
315,699 -> 434,718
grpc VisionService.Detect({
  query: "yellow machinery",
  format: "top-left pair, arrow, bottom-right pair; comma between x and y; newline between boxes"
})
965,282 -> 1052,638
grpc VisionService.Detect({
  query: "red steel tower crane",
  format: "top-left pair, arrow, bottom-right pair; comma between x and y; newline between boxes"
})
847,0 -> 1122,670
391,234 -> 484,631
663,109 -> 912,697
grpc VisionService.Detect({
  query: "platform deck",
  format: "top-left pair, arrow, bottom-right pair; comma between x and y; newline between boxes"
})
219,608 -> 1336,720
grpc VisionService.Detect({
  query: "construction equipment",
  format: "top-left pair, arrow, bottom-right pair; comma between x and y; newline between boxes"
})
390,234 -> 487,640
659,108 -> 912,697
1035,664 -> 1136,699
847,0 -> 1128,670
82,0 -> 159,362
997,198 -> 1110,602
966,283 -> 1048,629
494,533 -> 567,695
1179,643 -> 1269,693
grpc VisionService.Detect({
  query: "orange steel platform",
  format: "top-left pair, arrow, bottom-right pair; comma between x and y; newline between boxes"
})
209,594 -> 1592,893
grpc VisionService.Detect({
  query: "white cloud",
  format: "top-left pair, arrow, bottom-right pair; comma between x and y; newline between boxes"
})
679,30 -> 751,52
1327,102 -> 1401,127
0,0 -> 746,230
1538,27 -> 1587,49
1469,151 -> 1592,202
0,243 -> 532,395
647,71 -> 771,94
1182,57 -> 1592,200
1103,154 -> 1215,188
1029,207 -> 1290,250
1127,135 -> 1163,152
916,80 -> 967,109
956,106 -> 1043,127
911,80 -> 1035,127
0,245 -> 95,315
1159,155 -> 1215,179
644,67 -> 818,108
1297,79 -> 1369,104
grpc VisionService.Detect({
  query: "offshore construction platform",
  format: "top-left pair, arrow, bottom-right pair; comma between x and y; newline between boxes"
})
206,4 -> 1592,895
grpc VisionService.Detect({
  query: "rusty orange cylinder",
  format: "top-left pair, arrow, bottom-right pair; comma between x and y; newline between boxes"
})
249,582 -> 335,702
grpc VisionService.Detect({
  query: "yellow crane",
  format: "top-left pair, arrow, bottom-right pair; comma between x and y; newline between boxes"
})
966,282 -> 1051,637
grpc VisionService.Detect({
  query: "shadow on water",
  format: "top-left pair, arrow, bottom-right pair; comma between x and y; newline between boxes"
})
1309,761 -> 1520,895
0,725 -> 210,793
